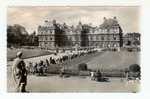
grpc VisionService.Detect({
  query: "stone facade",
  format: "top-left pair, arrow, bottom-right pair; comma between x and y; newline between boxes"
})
38,17 -> 123,49
38,20 -> 55,49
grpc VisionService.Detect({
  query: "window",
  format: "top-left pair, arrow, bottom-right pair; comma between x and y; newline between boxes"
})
91,36 -> 93,41
45,36 -> 47,40
101,36 -> 104,40
49,30 -> 51,33
40,36 -> 43,41
110,29 -> 114,33
104,29 -> 107,33
96,35 -> 99,41
50,37 -> 52,40
70,37 -> 72,41
114,28 -> 119,33
107,36 -> 110,40
113,36 -> 117,40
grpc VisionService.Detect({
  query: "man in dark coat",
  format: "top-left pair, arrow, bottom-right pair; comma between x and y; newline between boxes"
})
12,51 -> 27,92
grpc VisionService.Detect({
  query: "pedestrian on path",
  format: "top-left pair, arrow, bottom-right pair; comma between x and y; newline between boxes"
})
12,51 -> 28,92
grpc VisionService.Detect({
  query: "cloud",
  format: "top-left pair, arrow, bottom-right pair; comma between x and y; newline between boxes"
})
7,6 -> 139,34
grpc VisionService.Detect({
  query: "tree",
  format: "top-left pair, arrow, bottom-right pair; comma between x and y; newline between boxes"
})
7,24 -> 39,47
78,63 -> 88,71
129,64 -> 140,72
7,25 -> 26,47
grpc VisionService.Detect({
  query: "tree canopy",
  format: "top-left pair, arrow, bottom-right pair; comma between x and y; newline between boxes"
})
7,24 -> 39,48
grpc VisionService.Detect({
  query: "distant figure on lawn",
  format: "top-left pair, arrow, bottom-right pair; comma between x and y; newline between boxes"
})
91,69 -> 103,81
12,51 -> 28,92
95,70 -> 102,81
90,71 -> 96,80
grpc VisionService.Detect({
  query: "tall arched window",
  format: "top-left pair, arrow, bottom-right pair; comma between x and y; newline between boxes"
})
101,36 -> 104,40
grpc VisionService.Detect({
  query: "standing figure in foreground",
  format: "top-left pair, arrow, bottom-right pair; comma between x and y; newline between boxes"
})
12,51 -> 27,92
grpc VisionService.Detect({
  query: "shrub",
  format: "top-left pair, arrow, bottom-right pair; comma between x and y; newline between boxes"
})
129,64 -> 140,72
78,63 -> 88,71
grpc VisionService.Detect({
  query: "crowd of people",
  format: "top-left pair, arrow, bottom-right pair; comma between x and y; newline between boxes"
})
12,49 -> 99,92
25,49 -> 98,76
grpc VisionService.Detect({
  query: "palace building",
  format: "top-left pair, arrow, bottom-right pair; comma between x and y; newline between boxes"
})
38,17 -> 123,49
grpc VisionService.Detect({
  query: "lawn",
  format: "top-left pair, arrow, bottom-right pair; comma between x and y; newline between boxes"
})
7,48 -> 53,61
46,51 -> 140,76
58,51 -> 140,70
7,48 -> 140,70
87,51 -> 140,70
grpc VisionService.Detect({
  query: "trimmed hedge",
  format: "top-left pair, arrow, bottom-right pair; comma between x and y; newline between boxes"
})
78,63 -> 88,71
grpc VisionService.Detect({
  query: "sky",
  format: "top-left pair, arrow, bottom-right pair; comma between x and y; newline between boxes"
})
7,6 -> 140,34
